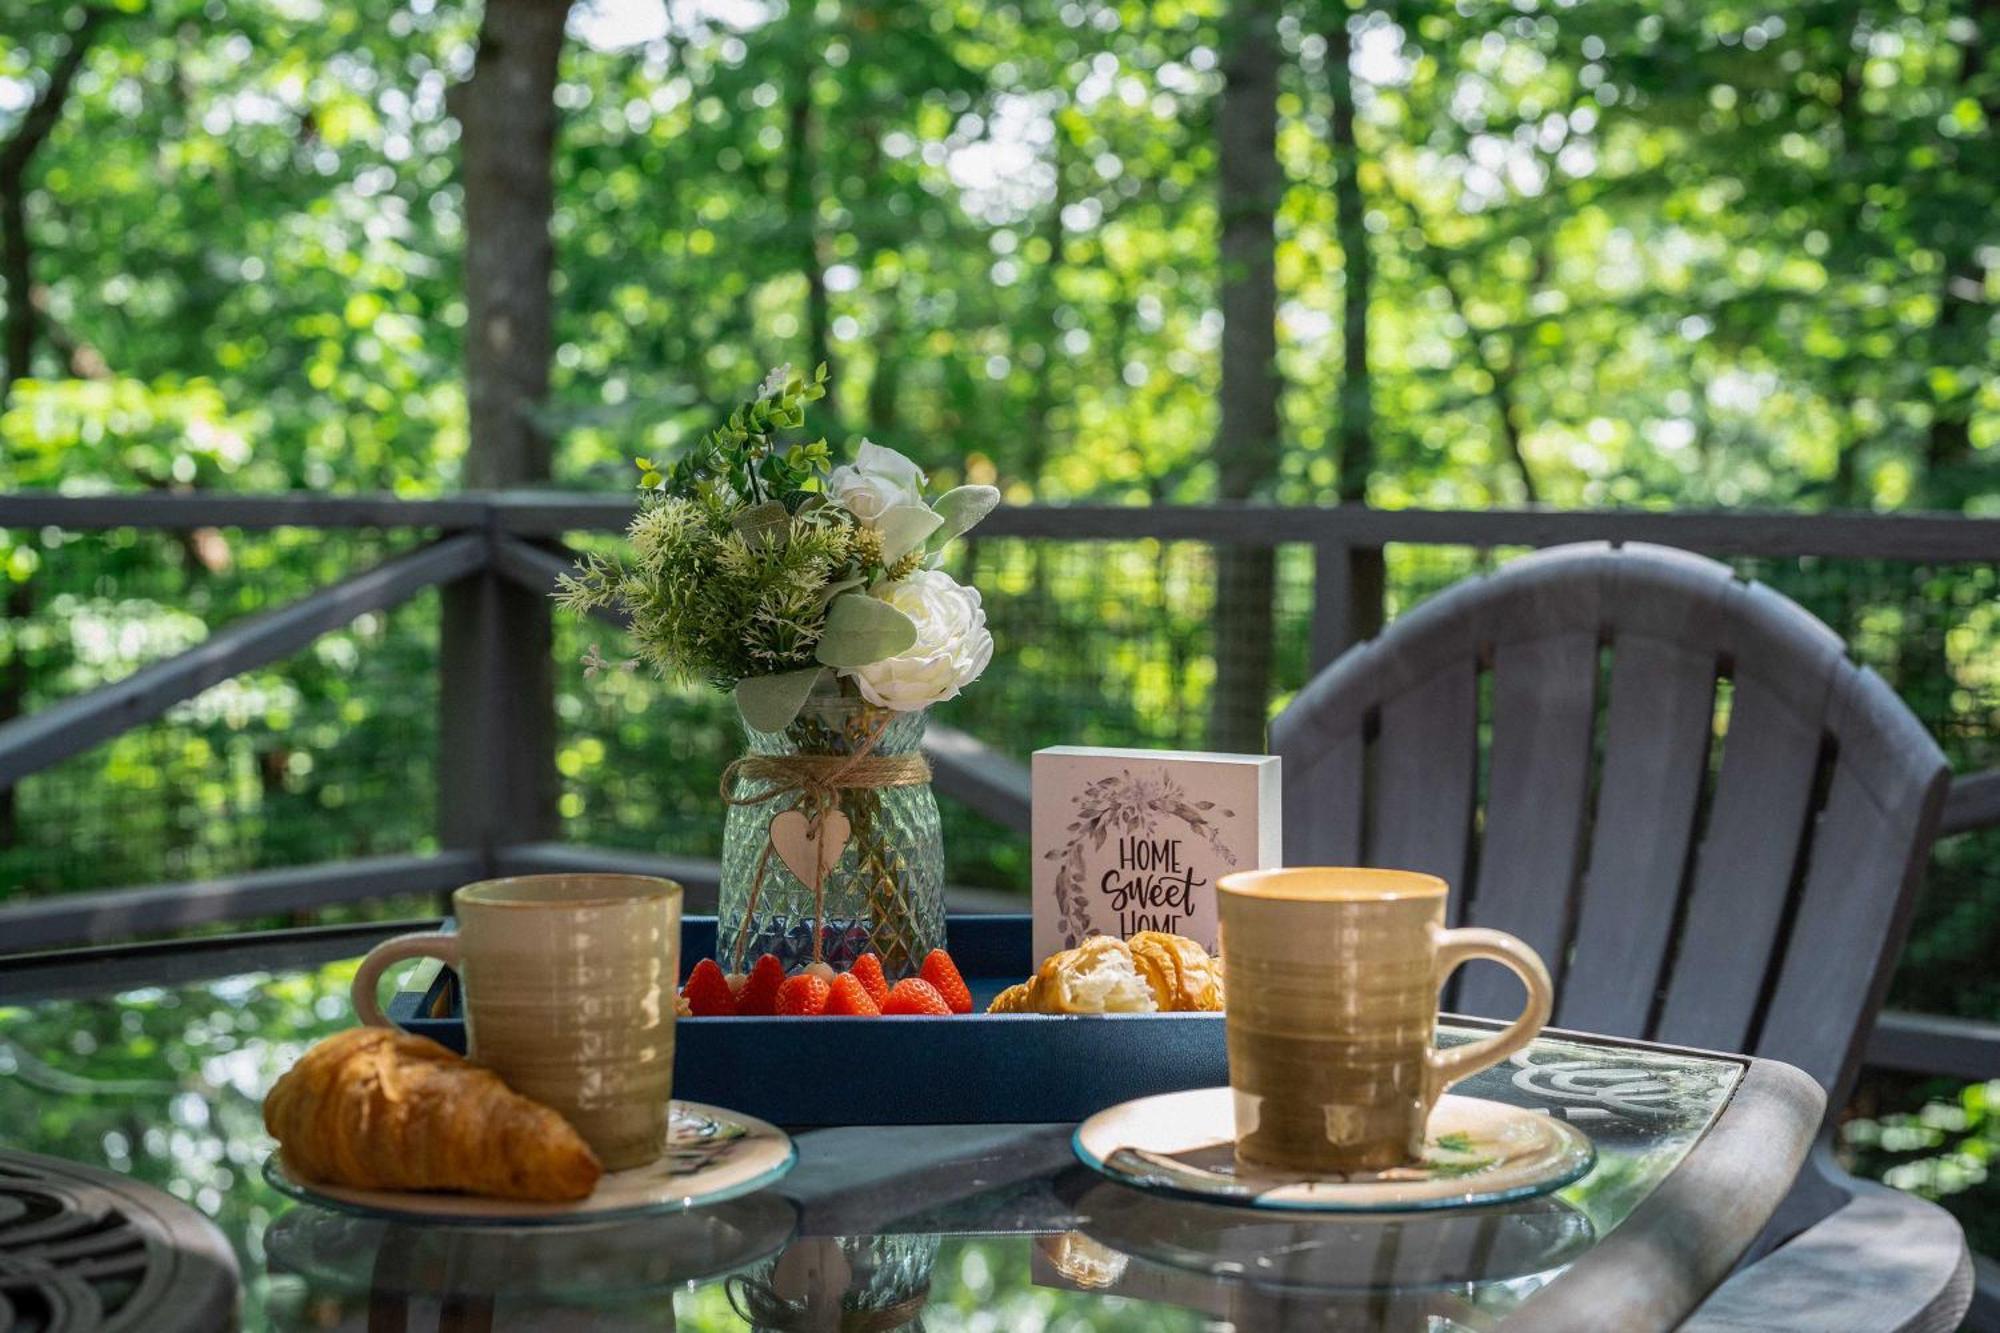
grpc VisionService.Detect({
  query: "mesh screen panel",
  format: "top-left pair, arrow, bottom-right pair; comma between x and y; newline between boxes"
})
0,526 -> 440,902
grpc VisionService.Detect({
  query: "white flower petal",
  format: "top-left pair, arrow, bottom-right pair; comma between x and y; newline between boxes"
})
840,570 -> 993,710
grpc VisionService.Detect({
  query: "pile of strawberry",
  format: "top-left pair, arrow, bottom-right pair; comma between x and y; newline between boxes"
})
680,949 -> 973,1018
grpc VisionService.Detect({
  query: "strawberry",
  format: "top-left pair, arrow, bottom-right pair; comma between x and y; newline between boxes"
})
776,973 -> 832,1016
734,955 -> 786,1017
848,954 -> 890,1008
918,949 -> 973,1014
681,958 -> 736,1017
881,977 -> 953,1016
824,973 -> 882,1017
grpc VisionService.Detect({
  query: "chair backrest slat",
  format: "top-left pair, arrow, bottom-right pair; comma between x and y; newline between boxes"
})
1557,631 -> 1718,1035
1368,662 -> 1479,909
1272,542 -> 1951,1115
1754,669 -> 1948,1089
1459,629 -> 1602,1017
1281,706 -> 1366,865
1652,671 -> 1835,1052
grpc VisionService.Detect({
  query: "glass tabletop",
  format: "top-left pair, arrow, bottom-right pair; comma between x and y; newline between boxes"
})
0,940 -> 1745,1331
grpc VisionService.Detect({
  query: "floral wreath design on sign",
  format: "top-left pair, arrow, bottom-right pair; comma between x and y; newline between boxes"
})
1048,768 -> 1238,947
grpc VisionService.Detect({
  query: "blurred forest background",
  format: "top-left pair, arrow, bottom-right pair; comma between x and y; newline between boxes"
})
1,0 -> 1997,1250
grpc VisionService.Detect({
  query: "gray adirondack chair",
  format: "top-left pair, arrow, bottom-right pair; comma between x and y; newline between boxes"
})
1272,541 -> 1971,1332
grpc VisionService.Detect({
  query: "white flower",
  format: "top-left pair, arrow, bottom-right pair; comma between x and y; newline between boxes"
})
827,439 -> 927,521
757,363 -> 794,398
843,570 -> 994,711
827,440 -> 943,561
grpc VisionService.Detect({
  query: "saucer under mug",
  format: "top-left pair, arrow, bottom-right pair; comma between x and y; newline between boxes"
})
1073,1086 -> 1594,1213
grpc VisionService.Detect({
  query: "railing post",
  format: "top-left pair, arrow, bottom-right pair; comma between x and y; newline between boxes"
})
438,517 -> 558,884
1310,535 -> 1385,671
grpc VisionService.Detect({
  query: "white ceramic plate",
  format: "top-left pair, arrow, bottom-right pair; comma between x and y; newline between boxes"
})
265,1100 -> 795,1227
1074,1087 -> 1594,1212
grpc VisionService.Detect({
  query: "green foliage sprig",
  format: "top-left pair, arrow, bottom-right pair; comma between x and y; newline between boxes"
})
558,496 -> 861,687
637,362 -> 833,506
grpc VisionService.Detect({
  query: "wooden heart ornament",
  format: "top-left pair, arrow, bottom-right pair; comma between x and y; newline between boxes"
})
770,1236 -> 853,1304
768,808 -> 851,890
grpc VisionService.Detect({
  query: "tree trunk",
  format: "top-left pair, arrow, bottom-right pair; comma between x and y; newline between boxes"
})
788,69 -> 831,384
1326,15 -> 1384,649
1206,0 -> 1284,755
0,8 -> 110,853
1023,120 -> 1073,603
1026,120 -> 1071,488
860,124 -> 899,440
458,0 -> 566,488
442,0 -> 567,869
0,7 -> 108,404
1923,0 -> 1996,510
866,280 -> 900,437
1328,18 -> 1372,507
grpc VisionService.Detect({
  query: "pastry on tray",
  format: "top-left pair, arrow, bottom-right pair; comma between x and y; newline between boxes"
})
263,1027 -> 602,1202
1126,930 -> 1225,1012
988,933 -> 1223,1014
1039,1231 -> 1130,1289
989,936 -> 1154,1014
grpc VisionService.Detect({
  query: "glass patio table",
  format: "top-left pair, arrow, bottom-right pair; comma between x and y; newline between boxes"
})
0,921 -> 1823,1332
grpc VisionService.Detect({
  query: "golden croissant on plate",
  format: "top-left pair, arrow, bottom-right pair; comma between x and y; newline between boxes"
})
988,933 -> 1223,1014
264,1027 -> 602,1202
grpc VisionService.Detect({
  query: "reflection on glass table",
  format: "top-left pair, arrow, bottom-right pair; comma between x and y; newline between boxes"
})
0,944 -> 1799,1331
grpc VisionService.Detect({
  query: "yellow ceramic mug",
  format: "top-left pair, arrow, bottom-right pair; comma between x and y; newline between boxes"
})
1217,867 -> 1552,1174
351,874 -> 683,1172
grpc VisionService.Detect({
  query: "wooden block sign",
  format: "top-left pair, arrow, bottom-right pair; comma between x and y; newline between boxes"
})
1032,747 -> 1281,960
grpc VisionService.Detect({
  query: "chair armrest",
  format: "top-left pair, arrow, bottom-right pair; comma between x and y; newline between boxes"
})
1684,1179 -> 1971,1332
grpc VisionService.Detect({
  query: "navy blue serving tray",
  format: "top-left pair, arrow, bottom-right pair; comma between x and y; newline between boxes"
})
387,914 -> 1225,1127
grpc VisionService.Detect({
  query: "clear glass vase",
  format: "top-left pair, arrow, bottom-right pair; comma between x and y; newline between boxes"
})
726,1235 -> 940,1331
719,680 -> 944,979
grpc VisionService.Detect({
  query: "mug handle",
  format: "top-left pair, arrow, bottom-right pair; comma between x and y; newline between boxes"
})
1427,926 -> 1554,1095
350,932 -> 461,1028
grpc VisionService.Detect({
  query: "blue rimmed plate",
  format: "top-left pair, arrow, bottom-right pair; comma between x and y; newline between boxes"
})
1074,1087 -> 1594,1213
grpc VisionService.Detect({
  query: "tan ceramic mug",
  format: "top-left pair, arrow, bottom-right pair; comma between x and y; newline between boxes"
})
1217,867 -> 1553,1174
351,874 -> 683,1172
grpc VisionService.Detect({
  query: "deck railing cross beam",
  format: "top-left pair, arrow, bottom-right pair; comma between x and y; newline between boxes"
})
0,533 -> 486,789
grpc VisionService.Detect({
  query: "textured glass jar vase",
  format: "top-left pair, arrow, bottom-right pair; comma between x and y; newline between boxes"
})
719,683 -> 944,979
728,1234 -> 940,1331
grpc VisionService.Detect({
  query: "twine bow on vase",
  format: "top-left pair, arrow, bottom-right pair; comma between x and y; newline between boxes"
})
719,716 -> 932,973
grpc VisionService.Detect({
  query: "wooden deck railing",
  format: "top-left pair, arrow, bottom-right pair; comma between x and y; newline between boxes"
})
2,490 -> 1998,1088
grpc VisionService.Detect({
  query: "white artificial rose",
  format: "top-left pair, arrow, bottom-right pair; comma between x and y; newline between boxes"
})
844,570 -> 995,711
828,441 -> 943,561
827,440 -> 929,523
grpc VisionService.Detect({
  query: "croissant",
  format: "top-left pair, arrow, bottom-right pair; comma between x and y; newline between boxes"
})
264,1027 -> 602,1202
1038,1232 -> 1130,1289
985,936 -> 1158,1014
988,981 -> 1037,1014
1127,931 -> 1226,1012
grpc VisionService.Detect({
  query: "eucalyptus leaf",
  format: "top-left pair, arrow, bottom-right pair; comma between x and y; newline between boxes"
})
929,485 -> 1001,550
815,593 -> 918,667
731,500 -> 791,550
815,574 -> 866,608
734,667 -> 825,733
875,503 -> 946,565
